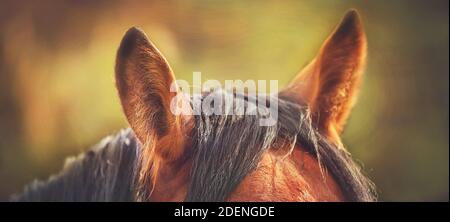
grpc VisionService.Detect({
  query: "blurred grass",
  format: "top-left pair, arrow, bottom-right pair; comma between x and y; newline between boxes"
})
0,0 -> 448,201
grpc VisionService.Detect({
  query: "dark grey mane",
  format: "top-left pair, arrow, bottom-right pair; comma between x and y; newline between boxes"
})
12,129 -> 140,201
185,90 -> 376,201
13,91 -> 376,202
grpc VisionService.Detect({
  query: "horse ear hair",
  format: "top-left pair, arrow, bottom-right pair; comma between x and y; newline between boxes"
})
280,9 -> 367,142
115,27 -> 187,161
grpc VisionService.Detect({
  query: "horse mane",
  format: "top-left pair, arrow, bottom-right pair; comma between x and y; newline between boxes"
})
184,90 -> 376,201
13,91 -> 376,202
11,129 -> 140,202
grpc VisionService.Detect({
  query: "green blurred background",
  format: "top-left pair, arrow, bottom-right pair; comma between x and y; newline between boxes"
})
0,0 -> 448,201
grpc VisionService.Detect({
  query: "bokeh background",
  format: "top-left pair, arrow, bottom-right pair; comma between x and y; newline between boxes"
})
0,0 -> 448,201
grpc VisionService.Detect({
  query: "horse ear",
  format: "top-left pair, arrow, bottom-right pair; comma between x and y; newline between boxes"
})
115,27 -> 187,160
280,10 -> 367,142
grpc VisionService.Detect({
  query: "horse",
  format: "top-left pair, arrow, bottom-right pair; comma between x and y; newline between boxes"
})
12,9 -> 376,202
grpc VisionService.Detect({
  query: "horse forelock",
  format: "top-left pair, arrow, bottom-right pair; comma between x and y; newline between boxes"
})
182,90 -> 376,201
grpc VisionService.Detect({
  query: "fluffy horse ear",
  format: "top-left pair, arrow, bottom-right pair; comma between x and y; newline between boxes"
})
115,27 -> 187,160
280,10 -> 367,143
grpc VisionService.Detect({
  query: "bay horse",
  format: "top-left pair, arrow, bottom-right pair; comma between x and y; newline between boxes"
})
13,9 -> 376,202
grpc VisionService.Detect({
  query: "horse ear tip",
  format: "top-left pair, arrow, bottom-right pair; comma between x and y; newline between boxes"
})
123,26 -> 149,43
332,9 -> 364,40
117,27 -> 148,58
345,9 -> 361,18
342,9 -> 363,28
125,26 -> 146,37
